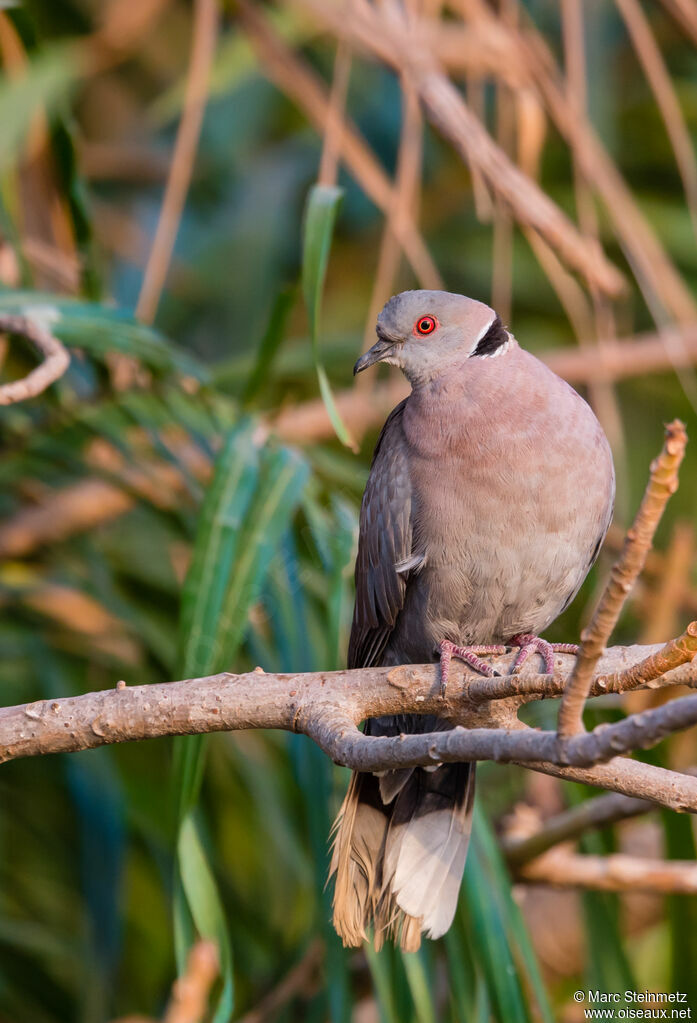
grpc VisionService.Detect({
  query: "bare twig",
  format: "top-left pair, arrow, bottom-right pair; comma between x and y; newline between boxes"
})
502,792 -> 655,867
238,0 -> 441,289
317,43 -> 352,189
516,847 -> 697,894
237,940 -> 323,1023
135,0 -> 218,324
594,623 -> 697,695
296,0 -> 625,296
163,940 -> 218,1023
558,421 -> 688,738
0,314 -> 70,405
615,0 -> 697,242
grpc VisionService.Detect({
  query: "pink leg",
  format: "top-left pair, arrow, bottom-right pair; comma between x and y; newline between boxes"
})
509,633 -> 579,674
439,639 -> 507,696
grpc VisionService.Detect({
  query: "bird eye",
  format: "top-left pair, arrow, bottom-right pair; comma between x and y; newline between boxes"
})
415,315 -> 437,336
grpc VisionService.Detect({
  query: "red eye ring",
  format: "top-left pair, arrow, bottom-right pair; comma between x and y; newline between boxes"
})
414,315 -> 438,336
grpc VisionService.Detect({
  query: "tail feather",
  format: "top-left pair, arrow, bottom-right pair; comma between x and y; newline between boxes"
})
330,772 -> 390,947
330,735 -> 474,951
385,763 -> 475,939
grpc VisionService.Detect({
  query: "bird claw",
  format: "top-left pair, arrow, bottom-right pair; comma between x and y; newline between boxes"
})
438,640 -> 507,697
508,634 -> 579,674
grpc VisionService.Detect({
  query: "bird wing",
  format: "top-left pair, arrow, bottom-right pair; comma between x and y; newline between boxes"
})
348,399 -> 413,670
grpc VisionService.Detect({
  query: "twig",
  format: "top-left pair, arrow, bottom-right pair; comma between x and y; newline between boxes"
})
317,43 -> 352,188
237,0 -> 441,289
0,314 -> 70,405
502,792 -> 655,866
516,847 -> 697,894
522,757 -> 697,812
557,420 -> 688,738
163,940 -> 219,1023
295,0 -> 625,295
594,623 -> 697,695
614,0 -> 697,243
135,0 -> 218,324
237,940 -> 323,1023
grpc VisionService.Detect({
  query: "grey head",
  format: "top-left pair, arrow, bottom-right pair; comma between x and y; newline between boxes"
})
354,290 -> 510,386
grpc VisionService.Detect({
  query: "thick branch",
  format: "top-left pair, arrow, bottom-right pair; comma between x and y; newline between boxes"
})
1,644 -> 696,812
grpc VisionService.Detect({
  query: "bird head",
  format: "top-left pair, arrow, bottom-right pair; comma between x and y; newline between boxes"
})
354,290 -> 511,386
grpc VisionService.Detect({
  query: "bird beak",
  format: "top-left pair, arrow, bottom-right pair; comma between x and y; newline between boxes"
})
353,328 -> 399,375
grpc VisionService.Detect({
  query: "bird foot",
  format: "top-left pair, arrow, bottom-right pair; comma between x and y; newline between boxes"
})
439,640 -> 507,696
508,634 -> 579,674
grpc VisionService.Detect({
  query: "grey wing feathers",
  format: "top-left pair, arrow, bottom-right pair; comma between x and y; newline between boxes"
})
348,399 -> 413,670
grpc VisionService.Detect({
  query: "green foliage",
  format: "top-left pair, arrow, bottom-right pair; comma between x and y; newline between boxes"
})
301,183 -> 355,449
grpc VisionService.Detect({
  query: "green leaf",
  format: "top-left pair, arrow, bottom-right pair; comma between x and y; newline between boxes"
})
242,284 -> 297,406
472,806 -> 554,1023
177,816 -> 234,1023
663,809 -> 697,1005
460,807 -> 537,1023
215,445 -> 310,666
401,948 -> 437,1023
301,184 -> 355,450
173,424 -> 309,1021
364,944 -> 399,1023
0,43 -> 83,175
178,422 -> 260,679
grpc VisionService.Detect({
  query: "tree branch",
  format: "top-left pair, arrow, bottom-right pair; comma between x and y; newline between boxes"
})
2,642 -> 696,812
502,792 -> 657,866
515,847 -> 697,894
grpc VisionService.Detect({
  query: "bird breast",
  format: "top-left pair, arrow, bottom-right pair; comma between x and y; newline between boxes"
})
394,351 -> 614,652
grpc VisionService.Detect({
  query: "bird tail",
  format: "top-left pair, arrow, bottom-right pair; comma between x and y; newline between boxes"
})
329,724 -> 475,952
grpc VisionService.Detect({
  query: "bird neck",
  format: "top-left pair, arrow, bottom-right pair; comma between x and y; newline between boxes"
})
403,342 -> 521,453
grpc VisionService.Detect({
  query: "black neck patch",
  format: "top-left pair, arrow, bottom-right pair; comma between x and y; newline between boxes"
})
471,315 -> 508,357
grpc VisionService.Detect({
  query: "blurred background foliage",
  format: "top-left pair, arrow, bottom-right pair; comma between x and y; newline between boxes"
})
0,0 -> 697,1020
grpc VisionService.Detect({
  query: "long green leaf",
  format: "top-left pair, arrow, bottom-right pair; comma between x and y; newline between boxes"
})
242,284 -> 297,406
178,816 -> 234,1023
401,948 -> 437,1023
301,184 -> 355,450
216,445 -> 310,666
0,43 -> 83,175
472,806 -> 554,1023
460,809 -> 533,1023
173,425 -> 309,1021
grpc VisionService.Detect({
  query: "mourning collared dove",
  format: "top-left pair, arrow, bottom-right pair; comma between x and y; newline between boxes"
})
330,290 -> 615,952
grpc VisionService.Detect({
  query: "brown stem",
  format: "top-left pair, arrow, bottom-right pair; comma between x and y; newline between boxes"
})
0,314 -> 70,405
135,0 -> 218,324
557,420 -> 688,738
516,848 -> 697,894
502,791 -> 655,866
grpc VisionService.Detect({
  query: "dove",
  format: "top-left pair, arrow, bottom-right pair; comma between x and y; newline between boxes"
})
329,290 -> 615,952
